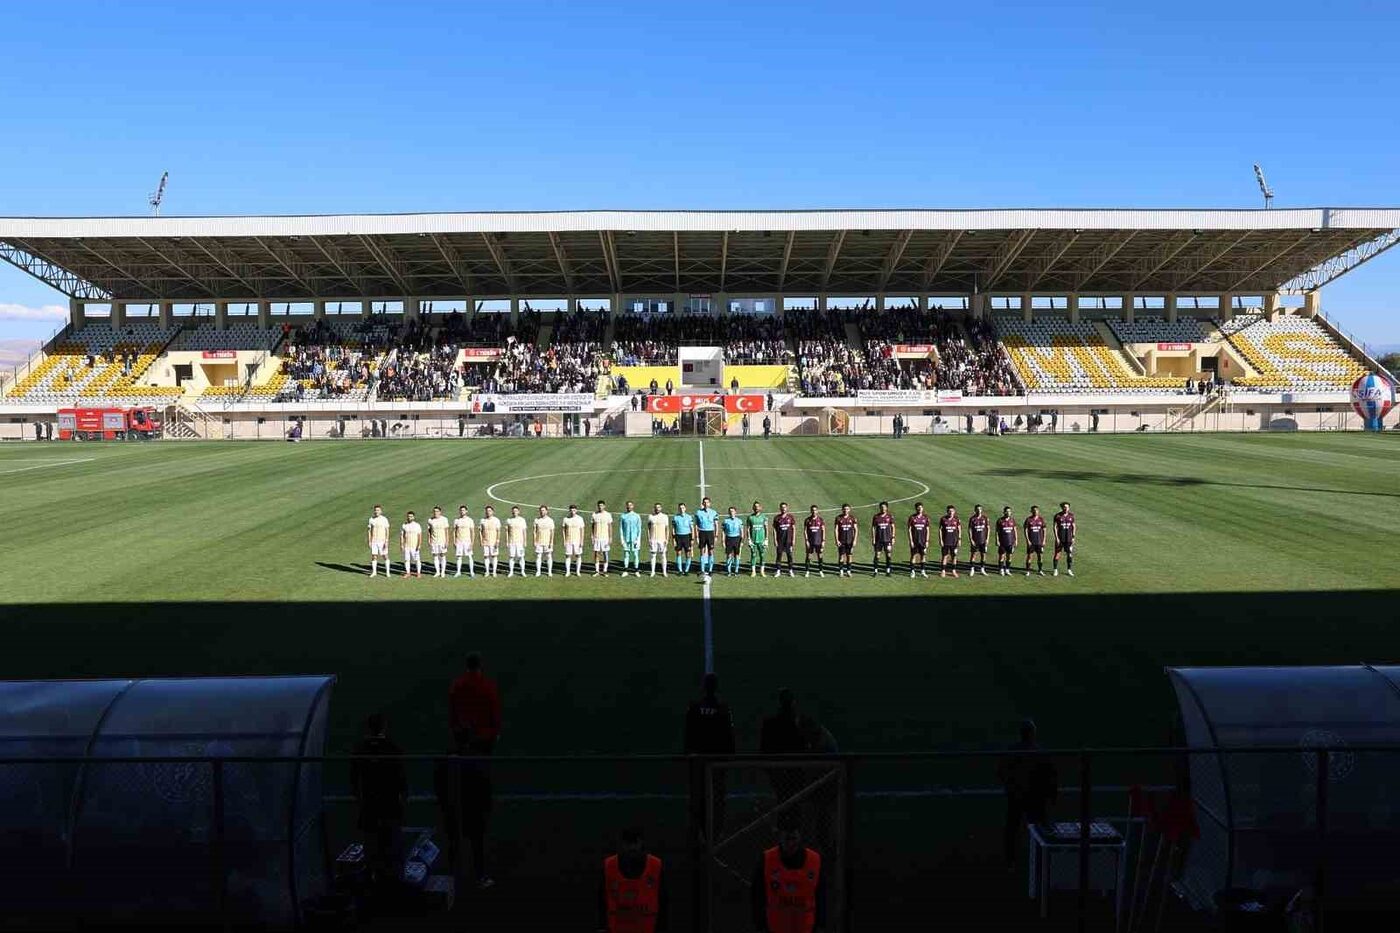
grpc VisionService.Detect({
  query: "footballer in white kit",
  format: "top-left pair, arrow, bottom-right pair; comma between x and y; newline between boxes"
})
453,505 -> 476,577
560,504 -> 586,576
533,505 -> 556,576
591,500 -> 613,575
400,511 -> 424,578
427,506 -> 451,577
367,504 -> 392,577
478,505 -> 502,577
504,506 -> 529,576
646,503 -> 670,577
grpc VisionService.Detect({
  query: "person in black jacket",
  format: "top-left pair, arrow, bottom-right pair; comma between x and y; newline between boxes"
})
685,673 -> 736,838
998,718 -> 1058,868
349,713 -> 407,885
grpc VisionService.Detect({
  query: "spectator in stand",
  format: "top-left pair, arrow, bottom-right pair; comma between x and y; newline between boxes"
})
349,713 -> 407,886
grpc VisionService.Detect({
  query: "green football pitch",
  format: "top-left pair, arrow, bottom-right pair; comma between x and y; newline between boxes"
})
3,433 -> 1397,926
1,432 -> 1396,756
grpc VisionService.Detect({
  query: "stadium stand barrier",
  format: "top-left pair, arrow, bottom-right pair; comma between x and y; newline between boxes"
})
0,744 -> 1379,931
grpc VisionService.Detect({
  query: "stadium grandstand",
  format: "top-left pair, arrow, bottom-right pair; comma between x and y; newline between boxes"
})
1,207 -> 1397,437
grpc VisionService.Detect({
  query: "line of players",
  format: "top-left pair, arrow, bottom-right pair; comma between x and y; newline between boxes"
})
364,498 -> 1077,580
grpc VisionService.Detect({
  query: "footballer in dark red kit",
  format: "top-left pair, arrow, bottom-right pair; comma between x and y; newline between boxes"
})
871,501 -> 896,576
906,503 -> 931,578
938,505 -> 961,578
995,506 -> 1018,576
773,502 -> 798,578
1023,505 -> 1047,576
834,504 -> 859,577
967,504 -> 991,576
1053,501 -> 1077,577
803,505 -> 827,577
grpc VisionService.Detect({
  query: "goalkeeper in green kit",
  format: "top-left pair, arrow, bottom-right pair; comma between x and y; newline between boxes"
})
745,501 -> 769,577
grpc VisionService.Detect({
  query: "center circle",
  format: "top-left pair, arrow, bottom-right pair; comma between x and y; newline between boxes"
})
485,467 -> 930,513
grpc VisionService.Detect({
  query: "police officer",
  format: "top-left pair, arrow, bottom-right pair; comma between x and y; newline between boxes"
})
751,816 -> 826,933
598,827 -> 668,932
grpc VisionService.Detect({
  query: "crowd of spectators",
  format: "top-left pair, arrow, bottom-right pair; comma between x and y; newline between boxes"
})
462,310 -> 607,395
376,343 -> 462,401
279,319 -> 381,399
941,316 -> 1021,396
611,312 -> 793,366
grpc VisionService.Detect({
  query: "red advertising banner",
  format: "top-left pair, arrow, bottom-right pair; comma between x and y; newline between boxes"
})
647,394 -> 764,414
893,344 -> 935,355
461,347 -> 503,361
201,350 -> 237,359
1156,342 -> 1193,351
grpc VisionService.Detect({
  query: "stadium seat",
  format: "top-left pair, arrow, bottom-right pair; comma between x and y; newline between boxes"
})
998,317 -> 1182,393
1218,314 -> 1367,390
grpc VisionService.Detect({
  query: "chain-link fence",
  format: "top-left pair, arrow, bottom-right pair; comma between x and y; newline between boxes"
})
0,746 -> 1391,931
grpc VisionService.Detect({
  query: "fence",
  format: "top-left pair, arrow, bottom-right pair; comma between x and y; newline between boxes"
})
0,744 -> 1391,931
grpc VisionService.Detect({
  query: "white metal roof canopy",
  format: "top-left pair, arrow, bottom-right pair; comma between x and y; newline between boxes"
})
1,208 -> 1397,302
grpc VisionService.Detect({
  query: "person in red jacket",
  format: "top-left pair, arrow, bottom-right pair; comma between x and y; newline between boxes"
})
751,816 -> 826,933
446,653 -> 502,889
449,653 -> 502,753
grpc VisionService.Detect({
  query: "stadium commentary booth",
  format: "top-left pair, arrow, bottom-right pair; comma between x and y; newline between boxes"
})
1167,665 -> 1400,914
0,675 -> 335,928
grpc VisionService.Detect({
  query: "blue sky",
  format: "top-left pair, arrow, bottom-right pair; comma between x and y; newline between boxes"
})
1,0 -> 1397,348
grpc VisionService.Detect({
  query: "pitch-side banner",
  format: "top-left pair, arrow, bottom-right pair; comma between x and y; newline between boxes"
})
893,344 -> 936,357
856,389 -> 963,405
475,393 -> 595,413
647,394 -> 764,414
460,347 -> 503,361
1156,342 -> 1193,351
201,350 -> 237,359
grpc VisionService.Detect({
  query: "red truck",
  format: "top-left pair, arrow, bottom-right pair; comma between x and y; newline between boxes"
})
57,406 -> 163,441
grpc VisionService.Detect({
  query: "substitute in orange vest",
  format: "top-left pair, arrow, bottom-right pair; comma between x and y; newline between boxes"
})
751,818 -> 826,933
598,826 -> 668,932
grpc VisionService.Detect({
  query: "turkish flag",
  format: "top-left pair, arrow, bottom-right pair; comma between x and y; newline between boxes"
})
726,395 -> 763,413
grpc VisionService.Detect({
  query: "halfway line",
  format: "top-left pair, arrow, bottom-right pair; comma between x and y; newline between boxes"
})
699,440 -> 714,674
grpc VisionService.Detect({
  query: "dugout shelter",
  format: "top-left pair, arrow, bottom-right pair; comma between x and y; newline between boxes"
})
1167,665 -> 1400,911
0,675 -> 335,927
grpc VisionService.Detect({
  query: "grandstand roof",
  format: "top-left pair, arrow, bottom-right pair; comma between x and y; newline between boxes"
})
3,208 -> 1398,302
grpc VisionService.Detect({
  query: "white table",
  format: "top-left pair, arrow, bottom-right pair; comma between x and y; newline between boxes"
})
1028,821 -> 1127,927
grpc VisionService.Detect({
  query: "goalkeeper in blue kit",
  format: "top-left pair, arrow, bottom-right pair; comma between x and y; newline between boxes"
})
618,501 -> 643,578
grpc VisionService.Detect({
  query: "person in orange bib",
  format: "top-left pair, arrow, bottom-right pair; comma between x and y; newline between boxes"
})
598,826 -> 668,932
751,817 -> 826,933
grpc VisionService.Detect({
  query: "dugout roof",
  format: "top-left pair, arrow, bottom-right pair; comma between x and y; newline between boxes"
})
2,208 -> 1399,302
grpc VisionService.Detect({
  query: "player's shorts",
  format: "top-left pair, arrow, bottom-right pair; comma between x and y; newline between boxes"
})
941,544 -> 958,557
482,544 -> 499,557
875,537 -> 894,551
1055,538 -> 1074,554
998,543 -> 1015,557
970,538 -> 989,554
1027,542 -> 1044,554
910,542 -> 927,556
535,544 -> 551,555
649,539 -> 667,554
805,537 -> 823,553
621,539 -> 640,555
675,534 -> 692,551
564,542 -> 582,557
725,536 -> 742,556
402,548 -> 420,561
431,543 -> 447,556
455,542 -> 473,557
592,538 -> 610,552
837,539 -> 854,557
370,542 -> 388,556
697,529 -> 715,549
508,543 -> 525,559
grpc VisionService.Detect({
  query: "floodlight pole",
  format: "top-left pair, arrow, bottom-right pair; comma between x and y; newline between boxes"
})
149,171 -> 169,216
1253,164 -> 1274,210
